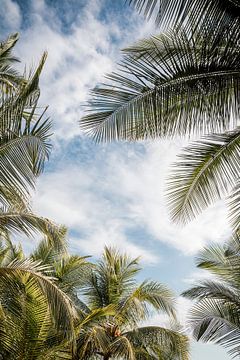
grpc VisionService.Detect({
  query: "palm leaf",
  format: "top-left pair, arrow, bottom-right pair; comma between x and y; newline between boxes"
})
127,0 -> 240,29
80,27 -> 240,142
166,128 -> 240,224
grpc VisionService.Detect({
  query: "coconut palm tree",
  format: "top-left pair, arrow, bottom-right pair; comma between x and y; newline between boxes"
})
74,247 -> 189,359
182,233 -> 240,358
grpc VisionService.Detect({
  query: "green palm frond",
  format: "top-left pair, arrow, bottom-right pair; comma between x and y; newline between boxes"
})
126,326 -> 189,360
80,27 -> 240,142
0,50 -> 51,207
0,33 -> 22,91
166,128 -> 240,224
127,0 -> 240,29
185,296 -> 240,357
228,183 -> 240,232
0,259 -> 78,342
0,206 -> 67,250
118,280 -> 176,325
76,247 -> 185,359
183,234 -> 240,357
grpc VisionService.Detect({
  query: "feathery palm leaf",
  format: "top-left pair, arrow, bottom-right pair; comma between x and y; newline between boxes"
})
0,50 -> 51,206
183,235 -> 240,357
127,0 -> 240,30
80,26 -> 240,142
166,128 -> 240,224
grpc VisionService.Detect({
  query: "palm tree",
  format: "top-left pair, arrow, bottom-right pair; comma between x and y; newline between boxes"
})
74,247 -> 189,359
80,12 -> 240,228
182,233 -> 240,358
0,235 -> 79,360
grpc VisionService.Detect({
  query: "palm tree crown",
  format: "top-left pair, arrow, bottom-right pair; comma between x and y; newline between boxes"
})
74,247 -> 189,359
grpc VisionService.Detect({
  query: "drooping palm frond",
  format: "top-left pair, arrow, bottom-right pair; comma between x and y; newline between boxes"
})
183,290 -> 240,357
80,26 -> 240,142
166,128 -> 240,224
183,235 -> 240,358
0,259 -> 78,339
228,183 -> 240,232
126,325 -> 189,360
127,0 -> 240,30
118,280 -> 176,326
0,206 -> 67,250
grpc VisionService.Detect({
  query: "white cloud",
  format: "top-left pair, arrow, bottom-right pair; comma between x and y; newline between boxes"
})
32,138 -> 231,263
11,0 -> 154,141
0,0 -> 22,30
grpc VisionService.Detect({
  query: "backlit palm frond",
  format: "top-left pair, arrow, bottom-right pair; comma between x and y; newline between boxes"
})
166,128 -> 240,224
185,296 -> 240,357
127,0 -> 240,30
85,247 -> 140,308
80,27 -> 240,142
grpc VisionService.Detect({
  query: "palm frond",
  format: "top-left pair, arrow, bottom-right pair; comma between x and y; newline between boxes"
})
0,206 -> 67,251
186,297 -> 240,357
0,51 -> 51,207
166,128 -> 240,224
126,326 -> 189,360
228,183 -> 240,232
80,27 -> 240,142
118,280 -> 176,325
127,0 -> 240,29
0,259 -> 78,341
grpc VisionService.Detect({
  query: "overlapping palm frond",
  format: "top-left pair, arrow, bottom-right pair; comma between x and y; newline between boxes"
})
80,26 -> 240,143
183,235 -> 240,357
167,128 -> 240,224
0,258 -> 79,359
127,0 -> 240,30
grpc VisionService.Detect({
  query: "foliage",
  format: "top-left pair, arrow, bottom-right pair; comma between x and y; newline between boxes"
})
183,234 -> 240,358
80,1 -> 240,228
74,247 -> 189,359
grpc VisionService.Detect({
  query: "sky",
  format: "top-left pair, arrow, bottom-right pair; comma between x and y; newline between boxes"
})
0,0 -> 232,358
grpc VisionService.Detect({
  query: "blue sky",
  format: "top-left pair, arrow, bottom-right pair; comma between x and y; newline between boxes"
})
0,0 -> 232,358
